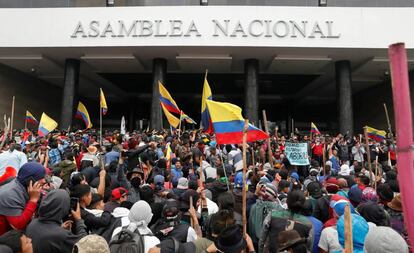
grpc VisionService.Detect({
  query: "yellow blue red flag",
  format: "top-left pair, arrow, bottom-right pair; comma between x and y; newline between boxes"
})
311,122 -> 321,135
365,126 -> 387,141
100,88 -> 108,115
201,77 -> 213,134
26,110 -> 38,125
161,103 -> 180,128
205,100 -> 268,144
75,101 -> 93,129
38,113 -> 58,137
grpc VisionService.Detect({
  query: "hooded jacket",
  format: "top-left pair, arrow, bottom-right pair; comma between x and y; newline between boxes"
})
26,189 -> 88,253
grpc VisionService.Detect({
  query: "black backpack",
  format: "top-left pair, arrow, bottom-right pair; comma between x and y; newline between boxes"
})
109,229 -> 146,253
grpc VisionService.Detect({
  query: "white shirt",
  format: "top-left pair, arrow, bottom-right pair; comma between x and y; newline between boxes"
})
318,226 -> 342,252
0,149 -> 28,175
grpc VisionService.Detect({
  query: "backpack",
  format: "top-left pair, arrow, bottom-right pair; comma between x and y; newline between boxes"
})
267,215 -> 311,253
109,228 -> 145,253
248,200 -> 282,243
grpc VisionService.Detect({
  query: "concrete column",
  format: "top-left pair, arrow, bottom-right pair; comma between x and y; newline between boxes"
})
335,60 -> 354,136
60,59 -> 80,130
150,58 -> 166,131
244,59 -> 259,126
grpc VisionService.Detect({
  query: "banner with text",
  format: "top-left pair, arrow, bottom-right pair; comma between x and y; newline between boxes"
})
285,142 -> 310,166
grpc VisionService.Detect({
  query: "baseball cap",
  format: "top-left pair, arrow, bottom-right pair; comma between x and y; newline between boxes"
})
111,187 -> 128,200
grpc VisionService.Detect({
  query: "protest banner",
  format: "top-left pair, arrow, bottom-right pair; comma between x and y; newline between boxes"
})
285,142 -> 310,166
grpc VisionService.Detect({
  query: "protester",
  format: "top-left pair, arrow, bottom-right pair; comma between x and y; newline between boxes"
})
0,162 -> 45,236
0,126 -> 408,253
26,189 -> 88,253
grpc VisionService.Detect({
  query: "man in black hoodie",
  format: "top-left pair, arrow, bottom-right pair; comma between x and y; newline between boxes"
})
26,189 -> 87,253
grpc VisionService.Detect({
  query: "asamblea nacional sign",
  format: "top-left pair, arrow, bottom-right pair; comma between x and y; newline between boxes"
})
71,19 -> 341,39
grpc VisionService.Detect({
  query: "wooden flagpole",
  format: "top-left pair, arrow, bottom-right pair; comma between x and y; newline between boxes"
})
262,110 -> 273,167
178,110 -> 183,138
388,43 -> 414,246
374,156 -> 379,190
9,96 -> 15,138
344,204 -> 353,253
24,111 -> 27,130
383,103 -> 394,140
363,127 -> 373,186
99,89 -> 103,146
242,119 -> 249,237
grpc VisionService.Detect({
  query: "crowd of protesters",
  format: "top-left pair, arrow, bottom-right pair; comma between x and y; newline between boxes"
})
0,127 -> 408,253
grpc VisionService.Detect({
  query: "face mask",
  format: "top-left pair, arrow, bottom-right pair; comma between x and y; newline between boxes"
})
130,177 -> 141,188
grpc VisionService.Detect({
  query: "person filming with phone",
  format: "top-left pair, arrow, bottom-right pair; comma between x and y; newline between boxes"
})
0,162 -> 46,236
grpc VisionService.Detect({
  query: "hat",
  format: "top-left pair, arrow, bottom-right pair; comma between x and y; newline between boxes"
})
361,187 -> 378,203
325,160 -> 333,167
348,186 -> 363,205
177,177 -> 189,190
234,171 -> 243,188
325,177 -> 339,193
307,181 -> 322,199
16,162 -> 46,187
290,172 -> 299,181
154,175 -> 165,191
387,194 -> 402,212
339,164 -> 351,176
87,145 -> 97,154
74,234 -> 110,253
216,225 -> 247,253
263,183 -> 278,201
126,167 -> 144,180
364,226 -> 409,253
111,187 -> 128,200
309,168 -> 319,176
277,230 -> 307,252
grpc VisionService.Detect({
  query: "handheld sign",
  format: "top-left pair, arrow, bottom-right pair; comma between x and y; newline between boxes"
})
285,142 -> 310,166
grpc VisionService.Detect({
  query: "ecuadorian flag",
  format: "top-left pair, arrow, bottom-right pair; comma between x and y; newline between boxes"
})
100,88 -> 108,115
159,81 -> 181,114
365,126 -> 386,141
26,110 -> 38,125
205,100 -> 268,144
75,102 -> 93,129
311,122 -> 321,135
201,77 -> 214,134
38,113 -> 58,137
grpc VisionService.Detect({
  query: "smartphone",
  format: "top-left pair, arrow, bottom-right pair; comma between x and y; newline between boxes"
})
25,176 -> 36,187
70,197 -> 79,211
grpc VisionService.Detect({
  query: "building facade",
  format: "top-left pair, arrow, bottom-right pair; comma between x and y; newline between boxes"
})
0,1 -> 413,134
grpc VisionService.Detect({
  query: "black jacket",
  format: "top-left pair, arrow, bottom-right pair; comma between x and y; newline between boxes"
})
26,190 -> 87,253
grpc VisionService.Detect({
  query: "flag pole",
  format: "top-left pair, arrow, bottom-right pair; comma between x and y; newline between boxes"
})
262,110 -> 273,167
363,127 -> 373,186
178,110 -> 183,138
383,103 -> 394,141
242,119 -> 249,237
24,111 -> 27,130
100,90 -> 103,146
388,42 -> 414,247
10,96 -> 15,138
218,146 -> 230,191
344,204 -> 353,253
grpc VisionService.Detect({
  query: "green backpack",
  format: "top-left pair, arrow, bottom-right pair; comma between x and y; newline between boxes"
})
248,199 -> 283,243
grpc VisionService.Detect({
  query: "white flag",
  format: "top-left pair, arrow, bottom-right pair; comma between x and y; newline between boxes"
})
121,116 -> 126,135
